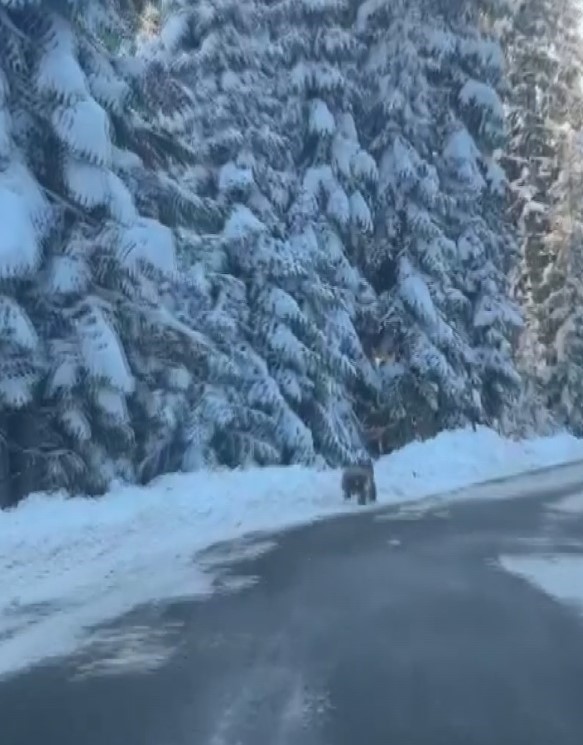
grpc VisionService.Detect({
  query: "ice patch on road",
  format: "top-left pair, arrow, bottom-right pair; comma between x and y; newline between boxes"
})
72,620 -> 184,680
199,538 -> 279,569
498,554 -> 583,616
1,426 -> 583,678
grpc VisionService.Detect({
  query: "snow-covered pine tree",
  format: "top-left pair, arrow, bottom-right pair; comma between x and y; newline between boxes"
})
538,126 -> 583,434
356,1 -> 474,444
140,0 -> 381,467
437,14 -> 523,424
264,0 -> 381,463
0,11 -> 52,504
133,0 -> 317,467
491,0 -> 583,433
354,0 -> 522,448
102,7 -> 261,477
0,0 -> 229,500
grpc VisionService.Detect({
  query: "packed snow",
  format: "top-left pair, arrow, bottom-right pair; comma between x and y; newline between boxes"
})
1,426 -> 583,678
498,483 -> 583,618
498,555 -> 583,617
549,491 -> 583,514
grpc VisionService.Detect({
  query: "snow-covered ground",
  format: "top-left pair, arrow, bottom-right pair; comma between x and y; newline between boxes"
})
1,425 -> 583,678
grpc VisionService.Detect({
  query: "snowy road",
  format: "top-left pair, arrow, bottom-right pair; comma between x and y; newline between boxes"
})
3,477 -> 583,745
2,426 -> 583,678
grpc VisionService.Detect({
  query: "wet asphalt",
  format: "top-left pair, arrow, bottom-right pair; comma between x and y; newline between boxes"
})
2,477 -> 583,745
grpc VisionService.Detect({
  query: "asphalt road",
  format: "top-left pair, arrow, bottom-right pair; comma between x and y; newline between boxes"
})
2,478 -> 583,745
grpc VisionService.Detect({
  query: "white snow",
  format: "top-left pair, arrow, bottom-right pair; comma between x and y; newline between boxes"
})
349,190 -> 373,231
0,187 -> 41,278
2,160 -> 53,238
309,99 -> 336,136
474,294 -> 524,330
159,11 -> 191,54
1,426 -> 583,678
0,296 -> 38,350
45,254 -> 91,295
88,71 -> 129,115
485,157 -> 507,195
550,492 -> 583,514
460,37 -> 504,73
60,408 -> 92,442
224,204 -> 266,239
498,555 -> 583,616
119,217 -> 176,275
0,373 -> 35,408
443,127 -> 486,191
107,172 -> 137,224
95,387 -> 129,422
350,149 -> 379,183
459,79 -> 504,123
356,0 -> 387,32
262,287 -> 303,322
399,258 -> 438,326
327,186 -> 350,226
443,127 -> 480,163
63,157 -> 109,208
218,162 -> 254,194
52,98 -> 112,167
76,304 -> 135,393
303,164 -> 335,196
37,46 -> 88,102
332,132 -> 358,178
380,136 -> 418,188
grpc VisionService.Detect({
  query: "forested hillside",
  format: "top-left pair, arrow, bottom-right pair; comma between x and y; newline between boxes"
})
496,0 -> 583,433
0,0 -> 580,507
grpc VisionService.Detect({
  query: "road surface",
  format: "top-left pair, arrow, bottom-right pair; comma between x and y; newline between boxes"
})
2,473 -> 583,745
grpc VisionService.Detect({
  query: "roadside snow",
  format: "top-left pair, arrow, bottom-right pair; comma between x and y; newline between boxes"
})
1,425 -> 583,677
549,492 -> 583,514
498,555 -> 583,616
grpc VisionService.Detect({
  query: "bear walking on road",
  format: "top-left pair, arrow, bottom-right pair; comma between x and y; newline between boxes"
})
341,461 -> 377,505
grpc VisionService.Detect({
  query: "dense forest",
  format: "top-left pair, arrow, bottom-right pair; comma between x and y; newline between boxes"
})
0,0 -> 581,506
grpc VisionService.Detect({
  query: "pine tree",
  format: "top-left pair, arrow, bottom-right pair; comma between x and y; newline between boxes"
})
142,0 -> 380,467
440,14 -> 524,424
0,1 -> 228,500
492,0 -> 583,433
264,0 -> 380,463
354,0 -> 522,447
136,0 -> 315,467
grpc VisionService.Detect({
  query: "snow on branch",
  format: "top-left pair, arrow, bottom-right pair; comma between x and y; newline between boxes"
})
75,301 -> 135,394
0,186 -> 40,278
52,98 -> 112,167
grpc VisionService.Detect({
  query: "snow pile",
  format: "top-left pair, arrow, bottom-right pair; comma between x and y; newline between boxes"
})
1,425 -> 583,677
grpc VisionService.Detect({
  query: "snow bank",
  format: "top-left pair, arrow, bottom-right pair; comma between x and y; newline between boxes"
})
0,425 -> 582,677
